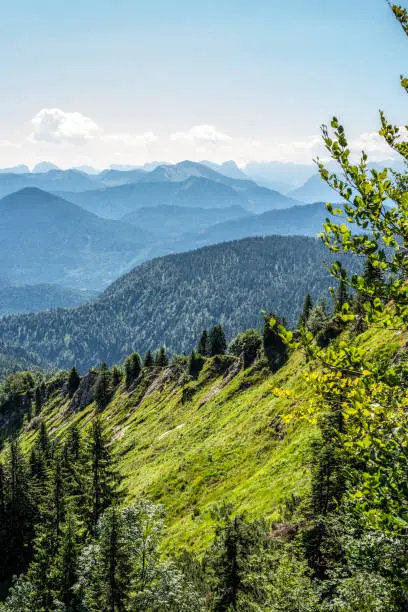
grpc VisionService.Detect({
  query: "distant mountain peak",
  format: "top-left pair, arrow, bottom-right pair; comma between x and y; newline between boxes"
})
200,160 -> 248,180
32,161 -> 60,174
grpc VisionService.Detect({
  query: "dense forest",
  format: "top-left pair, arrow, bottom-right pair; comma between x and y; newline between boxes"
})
0,236 -> 360,373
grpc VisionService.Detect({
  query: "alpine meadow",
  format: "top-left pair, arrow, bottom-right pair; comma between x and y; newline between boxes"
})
0,2 -> 408,611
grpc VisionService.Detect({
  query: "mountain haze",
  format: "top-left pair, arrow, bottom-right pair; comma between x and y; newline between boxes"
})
0,188 -> 150,289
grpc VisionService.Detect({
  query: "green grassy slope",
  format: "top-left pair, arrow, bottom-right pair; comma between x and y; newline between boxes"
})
18,325 -> 403,554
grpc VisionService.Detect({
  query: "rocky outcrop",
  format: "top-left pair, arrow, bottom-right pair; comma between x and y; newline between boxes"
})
68,371 -> 98,412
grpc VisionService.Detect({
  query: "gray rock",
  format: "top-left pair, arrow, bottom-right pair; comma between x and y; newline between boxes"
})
68,371 -> 98,412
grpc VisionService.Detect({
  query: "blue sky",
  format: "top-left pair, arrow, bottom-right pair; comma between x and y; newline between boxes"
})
0,0 -> 407,168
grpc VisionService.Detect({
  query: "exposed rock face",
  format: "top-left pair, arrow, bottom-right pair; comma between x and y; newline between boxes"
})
68,371 -> 98,412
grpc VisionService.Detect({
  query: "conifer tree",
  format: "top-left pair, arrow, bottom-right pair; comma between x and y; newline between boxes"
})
197,329 -> 209,356
335,277 -> 349,312
27,452 -> 67,611
143,350 -> 154,367
155,346 -> 169,367
94,362 -> 112,411
298,294 -> 313,328
34,383 -> 45,416
86,417 -> 120,533
188,350 -> 204,379
208,324 -> 227,356
207,510 -> 265,611
124,352 -> 141,389
52,508 -> 82,611
29,421 -> 52,505
263,313 -> 288,371
37,420 -> 51,458
67,366 -> 81,397
3,440 -> 36,578
112,364 -> 123,387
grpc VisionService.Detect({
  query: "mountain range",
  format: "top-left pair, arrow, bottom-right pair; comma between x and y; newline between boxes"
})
0,188 -> 149,289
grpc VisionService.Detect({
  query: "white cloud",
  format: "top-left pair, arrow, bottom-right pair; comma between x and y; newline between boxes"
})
170,124 -> 232,144
0,140 -> 20,149
29,108 -> 158,152
102,131 -> 158,146
349,128 -> 407,160
29,108 -> 101,144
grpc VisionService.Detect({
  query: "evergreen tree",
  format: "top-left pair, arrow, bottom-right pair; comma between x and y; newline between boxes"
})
64,423 -> 81,463
112,364 -> 123,388
228,329 -> 261,369
94,363 -> 112,411
197,329 -> 209,356
208,324 -> 227,356
67,366 -> 81,397
2,440 -> 36,579
37,420 -> 51,458
86,417 -> 120,533
298,294 -> 313,328
155,346 -> 169,367
188,350 -> 204,379
34,383 -> 45,416
124,352 -> 141,389
29,421 -> 53,509
61,424 -> 86,507
206,509 -> 266,611
262,313 -> 288,371
53,509 -> 82,611
143,350 -> 154,368
335,277 -> 349,312
27,459 -> 65,610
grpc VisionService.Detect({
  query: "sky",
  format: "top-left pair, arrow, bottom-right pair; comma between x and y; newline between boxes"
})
0,0 -> 407,169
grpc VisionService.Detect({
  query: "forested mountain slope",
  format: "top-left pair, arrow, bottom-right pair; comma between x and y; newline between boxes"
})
16,349 -> 315,552
3,323 -> 403,558
0,236 -> 360,372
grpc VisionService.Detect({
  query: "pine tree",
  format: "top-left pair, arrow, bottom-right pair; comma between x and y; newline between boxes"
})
28,452 -> 67,611
298,294 -> 313,328
94,363 -> 112,411
143,350 -> 154,368
67,366 -> 81,397
207,510 -> 266,611
155,346 -> 169,367
208,324 -> 227,356
64,423 -> 81,462
197,329 -> 209,356
30,421 -> 52,504
335,277 -> 349,312
52,508 -> 82,611
37,420 -> 51,458
124,352 -> 141,389
263,313 -> 288,371
61,423 -> 86,507
2,440 -> 36,579
34,382 -> 45,416
99,505 -> 133,611
188,350 -> 204,379
112,364 -> 123,387
86,417 -> 120,533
